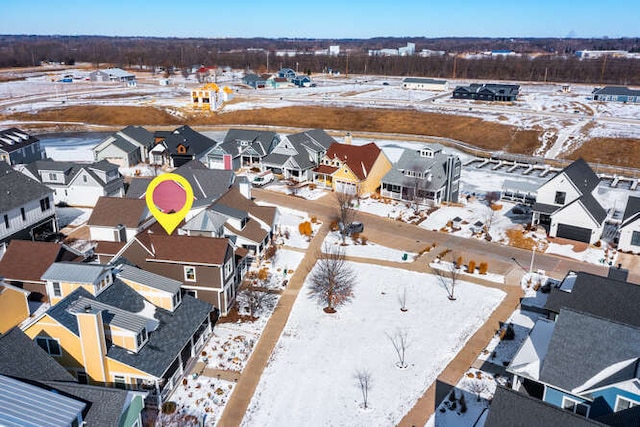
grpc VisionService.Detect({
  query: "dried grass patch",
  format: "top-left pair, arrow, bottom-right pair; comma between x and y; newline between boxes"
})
506,228 -> 547,251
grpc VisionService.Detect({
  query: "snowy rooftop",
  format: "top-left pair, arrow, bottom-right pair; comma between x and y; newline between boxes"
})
508,317 -> 556,380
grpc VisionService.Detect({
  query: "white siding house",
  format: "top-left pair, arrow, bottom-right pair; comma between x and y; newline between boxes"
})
618,196 -> 640,253
402,78 -> 448,91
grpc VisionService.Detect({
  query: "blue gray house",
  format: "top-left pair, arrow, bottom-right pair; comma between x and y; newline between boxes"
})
453,83 -> 520,101
242,73 -> 271,89
206,129 -> 280,171
508,308 -> 640,421
292,74 -> 312,87
592,87 -> 640,103
380,144 -> 461,206
278,68 -> 296,80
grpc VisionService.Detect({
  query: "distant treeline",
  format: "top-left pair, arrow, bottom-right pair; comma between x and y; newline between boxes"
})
2,35 -> 640,85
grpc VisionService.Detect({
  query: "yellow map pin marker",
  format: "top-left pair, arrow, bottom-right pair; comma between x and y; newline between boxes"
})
145,173 -> 194,235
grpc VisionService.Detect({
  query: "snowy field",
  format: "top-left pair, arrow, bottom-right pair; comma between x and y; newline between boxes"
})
322,230 -> 417,262
243,262 -> 505,426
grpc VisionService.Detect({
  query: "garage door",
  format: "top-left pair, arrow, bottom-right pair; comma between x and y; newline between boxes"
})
556,223 -> 592,243
335,180 -> 357,195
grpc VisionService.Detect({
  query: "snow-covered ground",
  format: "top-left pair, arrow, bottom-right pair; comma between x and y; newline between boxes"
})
323,230 -> 417,262
243,262 -> 505,426
477,309 -> 540,367
265,205 -> 323,250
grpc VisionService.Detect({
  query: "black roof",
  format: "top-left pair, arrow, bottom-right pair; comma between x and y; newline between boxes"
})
0,167 -> 52,213
163,125 -> 217,157
46,281 -> 212,377
539,309 -> 640,392
596,405 -> 640,427
559,158 -> 600,195
621,195 -> 640,227
545,271 -> 640,328
0,127 -> 39,154
485,386 -> 607,427
576,193 -> 607,224
0,327 -> 75,382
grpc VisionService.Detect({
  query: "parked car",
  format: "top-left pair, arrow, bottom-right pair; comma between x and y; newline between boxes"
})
339,221 -> 364,235
252,170 -> 274,186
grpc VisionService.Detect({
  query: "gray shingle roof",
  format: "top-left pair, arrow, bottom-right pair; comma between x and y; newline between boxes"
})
402,77 -> 447,85
119,125 -> 154,148
381,146 -> 450,191
0,167 -> 52,213
621,195 -> 640,227
596,405 -> 640,426
182,209 -> 228,233
222,129 -> 279,158
24,159 -> 120,187
110,134 -> 138,154
593,86 -> 640,97
163,125 -> 217,158
287,129 -> 336,151
575,193 -> 607,224
484,386 -> 607,427
0,327 -> 75,382
116,263 -> 182,294
539,309 -> 640,392
42,382 -> 130,427
545,271 -> 640,327
41,262 -> 111,284
560,158 -> 600,195
532,202 -> 561,214
212,204 -> 248,220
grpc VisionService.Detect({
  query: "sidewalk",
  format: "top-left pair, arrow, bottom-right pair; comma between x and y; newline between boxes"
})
218,223 -> 330,427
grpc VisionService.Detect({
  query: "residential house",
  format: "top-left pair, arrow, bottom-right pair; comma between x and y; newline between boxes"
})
485,386 -> 609,427
182,186 -> 278,257
0,281 -> 30,333
23,262 -> 213,406
544,270 -> 640,328
90,68 -> 136,85
618,196 -> 640,253
0,240 -> 80,299
453,83 -> 520,101
115,225 -> 244,315
401,78 -> 448,91
278,68 -> 296,80
88,196 -> 154,243
313,142 -> 392,195
262,129 -> 337,181
93,125 -> 155,167
0,162 -> 57,244
126,160 -> 235,210
292,74 -> 312,87
508,308 -> 640,421
380,144 -> 461,206
531,158 -> 606,244
0,127 -> 44,165
207,129 -> 280,171
150,125 -> 218,168
242,73 -> 270,89
18,159 -> 124,207
269,76 -> 292,89
0,327 -> 145,426
592,86 -> 640,103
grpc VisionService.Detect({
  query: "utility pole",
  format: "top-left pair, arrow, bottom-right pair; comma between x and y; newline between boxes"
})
266,51 -> 269,73
452,55 -> 457,79
600,55 -> 607,84
346,50 -> 349,78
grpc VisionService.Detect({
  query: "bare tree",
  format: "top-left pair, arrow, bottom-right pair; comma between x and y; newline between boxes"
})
308,244 -> 356,313
386,329 -> 410,368
432,252 -> 462,301
354,369 -> 373,409
239,278 -> 277,319
335,191 -> 357,244
465,378 -> 489,402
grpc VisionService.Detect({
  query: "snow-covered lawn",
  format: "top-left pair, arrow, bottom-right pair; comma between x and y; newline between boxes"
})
263,205 -> 322,249
545,242 -> 617,265
266,182 -> 329,200
323,230 -> 416,262
243,262 -> 506,426
430,260 -> 505,284
165,376 -> 235,426
201,325 -> 258,372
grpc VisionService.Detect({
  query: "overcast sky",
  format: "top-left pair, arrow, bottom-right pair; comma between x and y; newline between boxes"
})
3,0 -> 639,39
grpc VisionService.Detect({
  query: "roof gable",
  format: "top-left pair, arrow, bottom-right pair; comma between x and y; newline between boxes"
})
323,142 -> 383,180
88,196 -> 150,228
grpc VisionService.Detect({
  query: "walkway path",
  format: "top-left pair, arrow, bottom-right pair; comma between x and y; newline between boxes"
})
218,222 -> 330,427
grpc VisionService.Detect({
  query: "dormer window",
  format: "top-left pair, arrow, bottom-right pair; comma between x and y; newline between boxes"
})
177,145 -> 187,154
172,291 -> 182,309
136,328 -> 148,349
52,282 -> 62,297
240,141 -> 248,146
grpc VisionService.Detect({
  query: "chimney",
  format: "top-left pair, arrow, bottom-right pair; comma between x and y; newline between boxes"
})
76,307 -> 108,382
344,132 -> 352,145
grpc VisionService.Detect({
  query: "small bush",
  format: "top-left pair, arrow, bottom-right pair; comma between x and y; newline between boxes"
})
479,262 -> 488,275
162,401 -> 177,414
360,235 -> 368,245
308,183 -> 316,190
257,268 -> 269,282
467,260 -> 476,273
330,221 -> 339,231
455,256 -> 463,268
264,245 -> 277,260
310,216 -> 318,224
594,240 -> 601,247
298,221 -> 312,236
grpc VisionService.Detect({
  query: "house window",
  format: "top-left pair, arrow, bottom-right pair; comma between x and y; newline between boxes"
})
562,396 -> 589,417
631,231 -> 640,246
52,281 -> 62,297
172,291 -> 182,308
615,396 -> 640,412
224,258 -> 233,278
48,173 -> 57,181
555,191 -> 566,205
136,328 -> 147,348
184,266 -> 196,282
40,197 -> 50,212
20,207 -> 25,221
114,375 -> 126,389
83,175 -> 88,183
36,337 -> 62,356
3,214 -> 8,229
